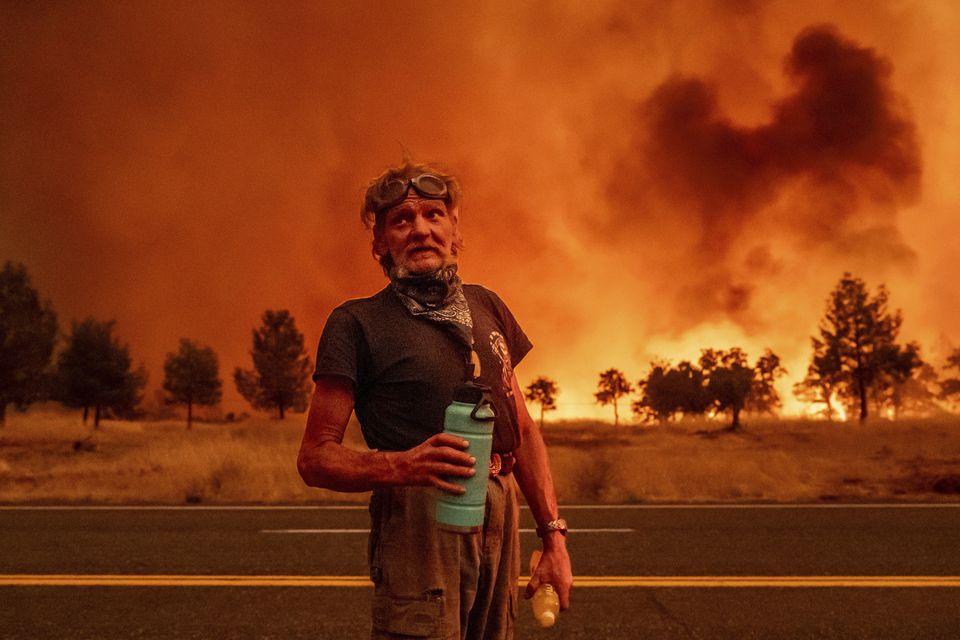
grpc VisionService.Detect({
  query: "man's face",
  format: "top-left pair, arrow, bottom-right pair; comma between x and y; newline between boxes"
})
376,192 -> 456,275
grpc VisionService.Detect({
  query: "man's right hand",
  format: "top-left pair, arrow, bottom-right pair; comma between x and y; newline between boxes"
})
388,433 -> 477,494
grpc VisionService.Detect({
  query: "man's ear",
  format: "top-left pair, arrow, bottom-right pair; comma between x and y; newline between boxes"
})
372,230 -> 386,259
450,219 -> 464,257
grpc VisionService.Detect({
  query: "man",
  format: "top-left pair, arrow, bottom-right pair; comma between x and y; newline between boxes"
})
298,161 -> 572,639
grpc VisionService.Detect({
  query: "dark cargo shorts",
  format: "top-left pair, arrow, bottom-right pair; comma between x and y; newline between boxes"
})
368,474 -> 520,640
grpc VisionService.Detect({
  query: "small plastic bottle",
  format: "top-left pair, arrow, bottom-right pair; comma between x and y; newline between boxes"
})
529,550 -> 560,627
532,583 -> 560,627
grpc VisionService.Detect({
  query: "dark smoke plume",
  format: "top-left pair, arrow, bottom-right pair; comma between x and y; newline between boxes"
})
612,24 -> 921,322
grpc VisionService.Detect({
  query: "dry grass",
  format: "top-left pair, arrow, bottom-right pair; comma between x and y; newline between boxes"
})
1,406 -> 959,504
0,404 -> 369,505
545,416 -> 960,503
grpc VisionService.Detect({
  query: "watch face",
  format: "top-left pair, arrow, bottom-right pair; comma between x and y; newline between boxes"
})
539,518 -> 568,536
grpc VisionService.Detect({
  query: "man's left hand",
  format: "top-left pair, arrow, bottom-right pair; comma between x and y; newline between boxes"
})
524,536 -> 573,611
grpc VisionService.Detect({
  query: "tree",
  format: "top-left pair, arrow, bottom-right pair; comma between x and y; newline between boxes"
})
163,338 -> 223,429
634,362 -> 675,423
940,347 -> 960,410
634,360 -> 711,423
796,273 -> 904,423
54,318 -> 147,428
699,348 -> 754,430
234,309 -> 311,419
893,362 -> 941,417
524,376 -> 558,428
594,368 -> 633,427
872,341 -> 923,418
0,262 -> 58,426
793,339 -> 842,420
746,349 -> 787,415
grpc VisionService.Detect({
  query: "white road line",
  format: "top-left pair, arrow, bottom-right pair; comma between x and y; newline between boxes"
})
260,528 -> 635,534
262,529 -> 370,533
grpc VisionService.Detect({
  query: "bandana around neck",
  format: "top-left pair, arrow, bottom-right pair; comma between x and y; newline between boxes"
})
390,263 -> 474,351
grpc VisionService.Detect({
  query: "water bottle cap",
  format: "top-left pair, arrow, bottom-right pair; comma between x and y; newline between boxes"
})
452,380 -> 490,405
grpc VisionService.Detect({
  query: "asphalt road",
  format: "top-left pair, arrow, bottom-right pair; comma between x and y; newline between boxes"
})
2,504 -> 959,639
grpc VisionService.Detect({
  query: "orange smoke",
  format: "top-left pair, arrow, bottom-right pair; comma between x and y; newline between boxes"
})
1,2 -> 957,420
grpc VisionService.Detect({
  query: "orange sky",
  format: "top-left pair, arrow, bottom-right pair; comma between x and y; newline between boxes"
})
2,1 -> 958,420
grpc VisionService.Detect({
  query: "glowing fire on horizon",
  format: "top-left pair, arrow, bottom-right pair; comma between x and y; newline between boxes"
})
830,392 -> 847,423
2,3 -> 957,423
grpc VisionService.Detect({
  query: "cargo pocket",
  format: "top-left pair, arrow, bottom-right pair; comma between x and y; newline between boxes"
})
506,586 -> 518,636
368,489 -> 390,585
372,590 -> 444,638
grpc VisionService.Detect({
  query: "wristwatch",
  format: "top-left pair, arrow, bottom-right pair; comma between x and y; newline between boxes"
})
536,518 -> 568,538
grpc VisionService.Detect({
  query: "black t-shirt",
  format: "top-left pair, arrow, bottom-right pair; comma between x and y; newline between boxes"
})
313,284 -> 532,453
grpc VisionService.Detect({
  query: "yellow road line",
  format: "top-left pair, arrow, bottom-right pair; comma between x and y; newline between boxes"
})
2,575 -> 960,588
571,576 -> 960,588
0,575 -> 368,587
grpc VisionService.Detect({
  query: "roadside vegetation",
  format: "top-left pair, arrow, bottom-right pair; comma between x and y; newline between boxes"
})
4,262 -> 960,505
1,405 -> 957,505
544,416 -> 960,504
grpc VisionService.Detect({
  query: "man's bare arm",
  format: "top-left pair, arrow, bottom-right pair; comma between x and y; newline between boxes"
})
510,373 -> 573,610
297,375 -> 476,493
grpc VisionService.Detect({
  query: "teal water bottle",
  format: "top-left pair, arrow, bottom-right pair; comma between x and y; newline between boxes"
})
435,381 -> 496,533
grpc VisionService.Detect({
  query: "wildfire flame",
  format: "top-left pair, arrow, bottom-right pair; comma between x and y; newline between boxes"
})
2,4 -> 957,420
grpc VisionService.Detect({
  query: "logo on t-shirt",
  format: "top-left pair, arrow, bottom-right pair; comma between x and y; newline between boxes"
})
489,330 -> 514,396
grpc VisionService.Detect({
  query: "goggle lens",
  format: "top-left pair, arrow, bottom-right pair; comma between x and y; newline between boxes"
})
411,174 -> 447,197
376,173 -> 448,212
380,178 -> 410,203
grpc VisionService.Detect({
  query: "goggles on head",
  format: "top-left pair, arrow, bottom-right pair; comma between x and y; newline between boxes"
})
374,173 -> 449,214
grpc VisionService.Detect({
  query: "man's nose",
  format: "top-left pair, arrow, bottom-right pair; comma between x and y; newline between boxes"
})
410,214 -> 430,237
